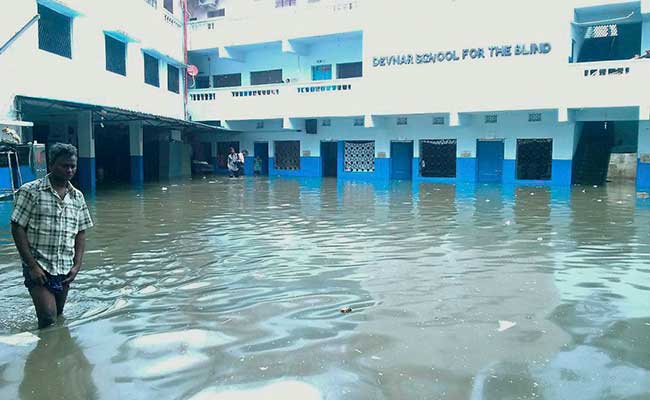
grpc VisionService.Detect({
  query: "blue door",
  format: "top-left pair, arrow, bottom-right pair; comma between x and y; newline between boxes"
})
254,142 -> 269,175
477,140 -> 504,182
391,142 -> 413,180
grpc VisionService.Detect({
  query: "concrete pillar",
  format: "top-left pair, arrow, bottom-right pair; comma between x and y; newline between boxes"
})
76,111 -> 95,194
638,120 -> 650,192
211,141 -> 218,174
129,121 -> 144,185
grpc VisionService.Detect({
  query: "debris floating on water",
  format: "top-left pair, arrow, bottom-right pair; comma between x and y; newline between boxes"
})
340,306 -> 352,314
497,320 -> 517,332
161,187 -> 168,191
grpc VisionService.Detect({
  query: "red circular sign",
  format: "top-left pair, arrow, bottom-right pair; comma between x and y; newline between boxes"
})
187,65 -> 199,77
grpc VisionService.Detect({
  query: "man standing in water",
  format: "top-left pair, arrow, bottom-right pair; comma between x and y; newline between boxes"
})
227,146 -> 241,178
11,143 -> 93,329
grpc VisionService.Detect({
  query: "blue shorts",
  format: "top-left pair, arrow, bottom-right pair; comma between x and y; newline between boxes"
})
23,267 -> 68,294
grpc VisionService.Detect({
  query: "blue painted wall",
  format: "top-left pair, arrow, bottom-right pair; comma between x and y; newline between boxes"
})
244,156 -> 254,175
268,157 -> 322,177
412,157 -> 477,184
0,167 -> 11,190
130,155 -> 144,185
78,157 -> 96,194
503,159 -> 572,186
638,160 -> 650,191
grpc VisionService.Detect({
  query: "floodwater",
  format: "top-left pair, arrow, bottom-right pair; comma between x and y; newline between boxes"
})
0,177 -> 649,400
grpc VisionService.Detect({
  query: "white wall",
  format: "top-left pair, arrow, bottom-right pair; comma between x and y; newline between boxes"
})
225,112 -> 576,161
187,0 -> 650,122
1,0 -> 186,123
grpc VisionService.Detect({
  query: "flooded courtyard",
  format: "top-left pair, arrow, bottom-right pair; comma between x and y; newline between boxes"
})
0,177 -> 649,400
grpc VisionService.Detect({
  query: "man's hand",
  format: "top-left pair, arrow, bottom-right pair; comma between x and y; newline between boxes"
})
62,266 -> 80,285
28,264 -> 48,286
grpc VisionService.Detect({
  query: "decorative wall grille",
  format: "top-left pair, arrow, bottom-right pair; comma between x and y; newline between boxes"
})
344,141 -> 375,172
516,139 -> 552,180
420,139 -> 456,178
275,141 -> 300,170
432,116 -> 445,125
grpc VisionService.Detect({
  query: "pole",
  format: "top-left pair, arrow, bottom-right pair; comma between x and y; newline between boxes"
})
0,15 -> 40,56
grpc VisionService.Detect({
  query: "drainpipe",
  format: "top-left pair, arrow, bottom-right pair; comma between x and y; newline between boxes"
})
182,0 -> 189,120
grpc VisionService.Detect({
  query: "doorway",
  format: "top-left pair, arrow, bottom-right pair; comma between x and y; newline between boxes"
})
254,142 -> 269,175
321,141 -> 338,177
391,141 -> 413,180
477,139 -> 504,183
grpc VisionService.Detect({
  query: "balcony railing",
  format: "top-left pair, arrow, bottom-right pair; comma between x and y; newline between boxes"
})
188,78 -> 364,120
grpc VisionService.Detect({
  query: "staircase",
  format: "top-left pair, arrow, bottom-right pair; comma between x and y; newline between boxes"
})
572,122 -> 615,185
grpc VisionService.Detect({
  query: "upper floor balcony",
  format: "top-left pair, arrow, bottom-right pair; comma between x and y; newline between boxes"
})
187,0 -> 363,51
188,77 -> 365,121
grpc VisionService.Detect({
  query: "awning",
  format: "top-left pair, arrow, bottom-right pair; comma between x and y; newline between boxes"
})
0,119 -> 34,127
16,96 -> 231,132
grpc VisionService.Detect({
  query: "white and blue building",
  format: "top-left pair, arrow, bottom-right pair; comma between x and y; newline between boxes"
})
3,0 -> 650,194
186,0 -> 650,192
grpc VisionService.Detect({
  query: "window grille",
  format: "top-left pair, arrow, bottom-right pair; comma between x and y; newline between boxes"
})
528,113 -> 542,122
336,62 -> 363,79
353,118 -> 364,127
485,115 -> 498,124
214,73 -> 241,88
144,53 -> 160,87
322,119 -> 331,127
397,117 -> 408,126
275,0 -> 297,8
207,9 -> 226,18
516,139 -> 552,180
105,35 -> 126,76
274,141 -> 300,170
585,24 -> 618,39
38,4 -> 72,58
432,116 -> 445,125
195,75 -> 210,89
256,121 -> 264,129
344,141 -> 375,172
250,69 -> 283,85
420,139 -> 457,178
167,64 -> 180,93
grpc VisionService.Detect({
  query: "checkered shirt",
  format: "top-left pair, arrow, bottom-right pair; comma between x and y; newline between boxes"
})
11,175 -> 94,275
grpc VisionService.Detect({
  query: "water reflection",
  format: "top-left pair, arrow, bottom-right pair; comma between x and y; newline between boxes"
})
0,178 -> 648,399
19,326 -> 97,400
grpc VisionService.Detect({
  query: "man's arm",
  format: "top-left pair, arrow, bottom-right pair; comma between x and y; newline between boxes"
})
63,230 -> 85,284
11,223 -> 47,285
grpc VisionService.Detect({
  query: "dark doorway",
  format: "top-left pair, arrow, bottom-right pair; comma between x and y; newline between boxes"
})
573,121 -> 616,185
391,141 -> 413,180
95,126 -> 130,185
477,140 -> 504,183
321,141 -> 338,177
254,142 -> 269,176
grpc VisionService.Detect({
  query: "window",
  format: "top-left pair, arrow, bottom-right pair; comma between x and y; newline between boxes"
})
344,141 -> 375,172
274,141 -> 300,170
276,0 -> 296,8
312,65 -> 332,81
217,142 -> 239,169
322,119 -> 331,127
516,139 -> 552,180
397,117 -> 408,126
144,53 -> 160,87
485,115 -> 498,124
195,75 -> 210,89
207,9 -> 226,18
105,35 -> 126,76
250,69 -> 283,85
256,121 -> 264,129
353,118 -> 364,127
38,4 -> 72,58
336,62 -> 362,79
528,113 -> 542,122
214,73 -> 241,88
420,139 -> 457,178
163,0 -> 173,13
577,23 -> 641,62
433,116 -> 445,125
167,64 -> 180,93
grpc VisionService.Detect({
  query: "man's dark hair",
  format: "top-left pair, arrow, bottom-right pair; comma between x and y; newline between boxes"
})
49,143 -> 78,165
